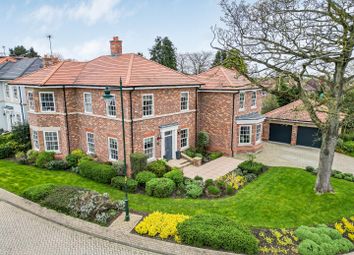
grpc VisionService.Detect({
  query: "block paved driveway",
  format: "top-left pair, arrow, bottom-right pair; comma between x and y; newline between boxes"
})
235,142 -> 354,174
0,201 -> 158,255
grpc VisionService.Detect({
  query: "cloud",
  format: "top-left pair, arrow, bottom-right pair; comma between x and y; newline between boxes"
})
28,0 -> 123,27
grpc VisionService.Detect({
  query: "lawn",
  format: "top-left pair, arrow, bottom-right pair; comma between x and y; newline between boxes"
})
0,159 -> 353,228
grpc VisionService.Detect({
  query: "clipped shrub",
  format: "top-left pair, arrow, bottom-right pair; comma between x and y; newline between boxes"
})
306,166 -> 315,172
26,149 -> 39,164
15,151 -> 27,164
194,176 -> 203,181
207,185 -> 221,196
130,152 -> 148,174
177,214 -> 259,255
226,185 -> 235,195
238,160 -> 266,175
65,149 -> 86,168
0,142 -> 16,159
295,225 -> 354,255
135,171 -> 157,186
164,168 -> 184,184
185,182 -> 203,198
184,148 -> 196,158
111,160 -> 125,176
147,160 -> 169,177
334,173 -> 344,179
146,178 -> 175,198
111,176 -> 137,193
205,179 -> 214,187
195,153 -> 203,158
135,212 -> 189,240
35,151 -> 55,168
209,151 -> 223,160
22,183 -> 58,202
78,160 -> 117,184
343,141 -> 354,152
197,131 -> 209,153
46,160 -> 69,170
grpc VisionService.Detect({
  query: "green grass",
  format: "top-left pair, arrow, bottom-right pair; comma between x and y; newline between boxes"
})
0,160 -> 354,228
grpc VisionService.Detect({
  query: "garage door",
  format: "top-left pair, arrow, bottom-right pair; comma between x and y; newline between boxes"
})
269,123 -> 292,144
296,126 -> 322,148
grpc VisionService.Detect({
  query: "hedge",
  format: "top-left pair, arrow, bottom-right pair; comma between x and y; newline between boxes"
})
135,171 -> 157,186
163,168 -> 184,184
177,214 -> 259,255
22,183 -> 58,202
147,160 -> 170,177
35,151 -> 55,168
78,160 -> 117,184
146,178 -> 175,198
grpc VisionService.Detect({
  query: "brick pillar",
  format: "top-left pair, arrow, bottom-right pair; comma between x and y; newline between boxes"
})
262,122 -> 270,141
291,125 -> 298,145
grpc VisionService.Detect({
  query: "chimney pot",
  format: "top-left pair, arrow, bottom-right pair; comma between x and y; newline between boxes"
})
110,36 -> 122,56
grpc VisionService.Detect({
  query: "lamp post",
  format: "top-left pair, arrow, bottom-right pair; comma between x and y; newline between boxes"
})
102,78 -> 130,221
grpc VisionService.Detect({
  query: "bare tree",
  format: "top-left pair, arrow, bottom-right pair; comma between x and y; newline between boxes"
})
177,51 -> 214,74
213,0 -> 354,193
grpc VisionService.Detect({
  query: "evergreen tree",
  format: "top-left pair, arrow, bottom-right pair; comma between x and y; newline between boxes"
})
222,49 -> 248,75
275,77 -> 300,106
149,36 -> 177,70
212,50 -> 227,66
9,45 -> 39,57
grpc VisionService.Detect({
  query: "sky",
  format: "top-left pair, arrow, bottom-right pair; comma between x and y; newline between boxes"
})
1,0 -> 224,61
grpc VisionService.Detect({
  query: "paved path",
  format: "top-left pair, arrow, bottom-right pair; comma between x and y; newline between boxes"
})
0,202 -> 156,255
183,156 -> 242,180
0,189 -> 233,255
235,142 -> 354,174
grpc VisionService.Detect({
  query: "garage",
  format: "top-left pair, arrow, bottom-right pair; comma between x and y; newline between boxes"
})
296,126 -> 322,148
269,123 -> 292,144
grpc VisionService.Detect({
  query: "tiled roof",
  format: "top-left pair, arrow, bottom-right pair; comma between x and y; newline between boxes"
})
265,100 -> 327,123
194,66 -> 255,90
0,57 -> 16,65
0,57 -> 43,80
10,54 -> 202,87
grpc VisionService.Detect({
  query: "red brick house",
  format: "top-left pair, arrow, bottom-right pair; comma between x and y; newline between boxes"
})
10,36 -> 266,173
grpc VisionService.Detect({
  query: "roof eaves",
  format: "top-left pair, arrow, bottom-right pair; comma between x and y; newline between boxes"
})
42,62 -> 65,85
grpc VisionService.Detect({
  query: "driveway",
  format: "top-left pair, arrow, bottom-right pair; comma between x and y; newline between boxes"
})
234,142 -> 354,174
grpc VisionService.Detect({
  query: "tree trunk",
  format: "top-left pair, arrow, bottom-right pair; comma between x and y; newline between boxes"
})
315,117 -> 340,194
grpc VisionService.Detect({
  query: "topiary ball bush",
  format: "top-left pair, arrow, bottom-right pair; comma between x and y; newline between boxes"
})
35,151 -> 55,168
207,185 -> 221,196
177,214 -> 259,255
163,168 -> 184,184
111,176 -> 126,190
205,179 -> 214,187
135,171 -> 157,186
145,178 -> 175,198
78,160 -> 117,184
146,160 -> 170,177
22,183 -> 58,202
185,182 -> 203,198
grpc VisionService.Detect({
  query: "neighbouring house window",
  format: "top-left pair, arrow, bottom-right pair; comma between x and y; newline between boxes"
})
40,92 -> 55,112
180,129 -> 189,149
16,114 -> 21,124
32,130 -> 39,150
84,93 -> 93,113
251,91 -> 257,107
28,92 -> 35,111
144,137 -> 154,160
106,96 -> 116,117
5,85 -> 10,98
256,124 -> 262,143
239,125 -> 251,145
108,137 -> 118,160
239,92 -> 245,110
44,131 -> 59,152
86,133 -> 95,154
180,92 -> 189,111
13,87 -> 18,99
142,94 -> 154,117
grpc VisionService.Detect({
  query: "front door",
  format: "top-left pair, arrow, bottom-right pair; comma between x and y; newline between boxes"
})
164,130 -> 173,160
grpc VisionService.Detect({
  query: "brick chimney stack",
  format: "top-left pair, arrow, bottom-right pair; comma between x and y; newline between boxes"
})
110,36 -> 122,56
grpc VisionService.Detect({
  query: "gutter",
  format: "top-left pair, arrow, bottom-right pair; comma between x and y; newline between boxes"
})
129,88 -> 135,154
230,93 -> 237,157
62,86 -> 71,154
18,86 -> 25,124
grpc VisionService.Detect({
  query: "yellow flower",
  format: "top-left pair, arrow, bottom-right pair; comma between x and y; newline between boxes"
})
335,222 -> 346,235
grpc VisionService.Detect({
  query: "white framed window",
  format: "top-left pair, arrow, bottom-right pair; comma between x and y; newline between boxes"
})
251,91 -> 257,108
180,92 -> 189,111
86,132 -> 95,154
44,131 -> 59,152
108,137 -> 118,160
28,92 -> 35,111
16,114 -> 21,124
239,125 -> 251,145
143,137 -> 155,160
83,92 -> 93,113
106,96 -> 116,117
142,94 -> 154,117
239,92 -> 245,110
256,124 -> 262,143
32,130 -> 39,150
180,128 -> 189,149
13,87 -> 18,99
40,92 -> 56,112
5,85 -> 10,98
